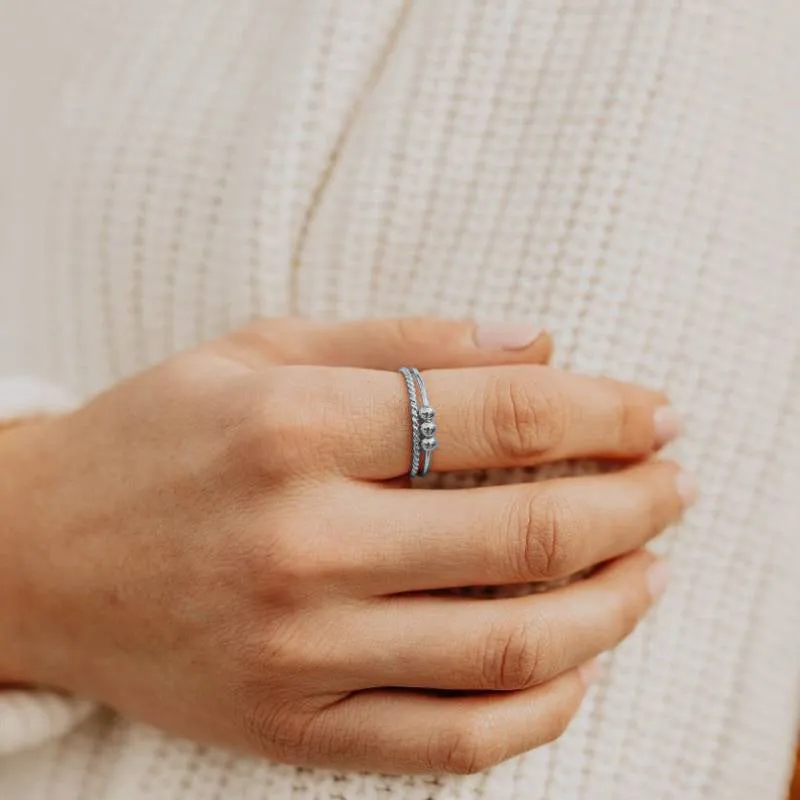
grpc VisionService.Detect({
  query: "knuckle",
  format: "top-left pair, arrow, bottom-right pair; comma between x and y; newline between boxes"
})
266,545 -> 320,594
241,701 -> 277,755
230,393 -> 292,477
510,490 -> 578,580
391,316 -> 427,348
239,513 -> 335,601
230,319 -> 287,362
614,393 -> 651,453
486,375 -> 566,461
481,620 -> 549,691
233,376 -> 339,477
648,460 -> 681,530
242,516 -> 297,581
432,717 -> 500,775
391,317 -> 465,351
241,698 -> 326,764
238,615 -> 341,690
643,482 -> 664,538
609,586 -> 644,641
240,696 -> 301,758
237,624 -> 297,676
542,703 -> 576,745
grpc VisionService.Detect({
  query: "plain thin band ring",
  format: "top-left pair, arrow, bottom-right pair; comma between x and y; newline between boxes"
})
399,367 -> 422,477
398,367 -> 438,478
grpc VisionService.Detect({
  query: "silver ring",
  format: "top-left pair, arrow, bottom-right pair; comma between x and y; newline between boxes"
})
399,367 -> 438,478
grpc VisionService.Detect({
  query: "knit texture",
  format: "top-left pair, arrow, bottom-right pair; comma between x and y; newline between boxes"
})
1,1 -> 800,797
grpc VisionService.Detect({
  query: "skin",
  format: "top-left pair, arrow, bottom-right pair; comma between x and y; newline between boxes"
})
0,317 -> 694,775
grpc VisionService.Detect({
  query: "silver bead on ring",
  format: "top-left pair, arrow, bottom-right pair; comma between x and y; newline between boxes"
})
397,367 -> 438,478
399,367 -> 438,477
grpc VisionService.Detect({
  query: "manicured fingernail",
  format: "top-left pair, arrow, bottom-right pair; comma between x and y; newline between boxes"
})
579,659 -> 600,687
653,407 -> 684,447
474,322 -> 543,351
646,561 -> 670,600
675,471 -> 700,508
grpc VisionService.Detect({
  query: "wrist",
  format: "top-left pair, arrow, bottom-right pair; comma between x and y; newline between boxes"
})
0,417 -> 62,685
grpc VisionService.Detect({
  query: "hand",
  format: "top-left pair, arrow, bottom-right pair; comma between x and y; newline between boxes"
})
0,317 -> 693,774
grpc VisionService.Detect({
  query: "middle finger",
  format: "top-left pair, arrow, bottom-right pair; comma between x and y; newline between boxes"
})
352,460 -> 692,595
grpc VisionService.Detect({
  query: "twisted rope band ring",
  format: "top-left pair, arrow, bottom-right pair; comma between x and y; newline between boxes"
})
398,367 -> 421,476
399,367 -> 438,477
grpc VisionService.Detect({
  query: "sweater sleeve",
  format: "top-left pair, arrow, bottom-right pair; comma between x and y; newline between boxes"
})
0,377 -> 98,754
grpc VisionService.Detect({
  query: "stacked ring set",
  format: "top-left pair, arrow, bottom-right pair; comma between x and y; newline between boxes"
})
398,367 -> 438,478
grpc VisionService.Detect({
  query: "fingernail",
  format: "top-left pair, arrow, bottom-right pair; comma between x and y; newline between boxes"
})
646,561 -> 670,600
675,471 -> 700,508
653,407 -> 684,447
578,659 -> 600,687
474,322 -> 543,351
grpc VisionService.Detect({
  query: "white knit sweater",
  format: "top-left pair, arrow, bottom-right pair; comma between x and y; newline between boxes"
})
1,1 -> 799,798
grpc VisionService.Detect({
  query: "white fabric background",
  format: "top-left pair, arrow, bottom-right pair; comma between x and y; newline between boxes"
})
0,1 -> 799,797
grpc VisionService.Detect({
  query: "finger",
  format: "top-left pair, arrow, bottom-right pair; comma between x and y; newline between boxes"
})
216,317 -> 552,369
272,669 -> 589,774
330,364 -> 681,478
341,550 -> 663,692
354,460 -> 694,594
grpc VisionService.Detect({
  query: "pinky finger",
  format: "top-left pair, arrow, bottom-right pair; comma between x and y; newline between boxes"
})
284,667 -> 594,775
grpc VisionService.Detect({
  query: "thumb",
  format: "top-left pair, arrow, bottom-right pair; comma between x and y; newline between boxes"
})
219,317 -> 552,370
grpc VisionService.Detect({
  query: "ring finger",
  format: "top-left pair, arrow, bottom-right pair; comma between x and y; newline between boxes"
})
323,364 -> 682,479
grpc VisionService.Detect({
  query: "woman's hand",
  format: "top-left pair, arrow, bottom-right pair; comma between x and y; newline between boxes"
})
0,317 -> 693,774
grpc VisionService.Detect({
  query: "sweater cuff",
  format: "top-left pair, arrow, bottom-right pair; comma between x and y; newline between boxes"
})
0,691 -> 96,754
0,376 -> 98,754
0,376 -> 76,418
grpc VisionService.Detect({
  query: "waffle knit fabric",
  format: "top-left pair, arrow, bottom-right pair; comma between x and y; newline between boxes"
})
1,1 -> 800,798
